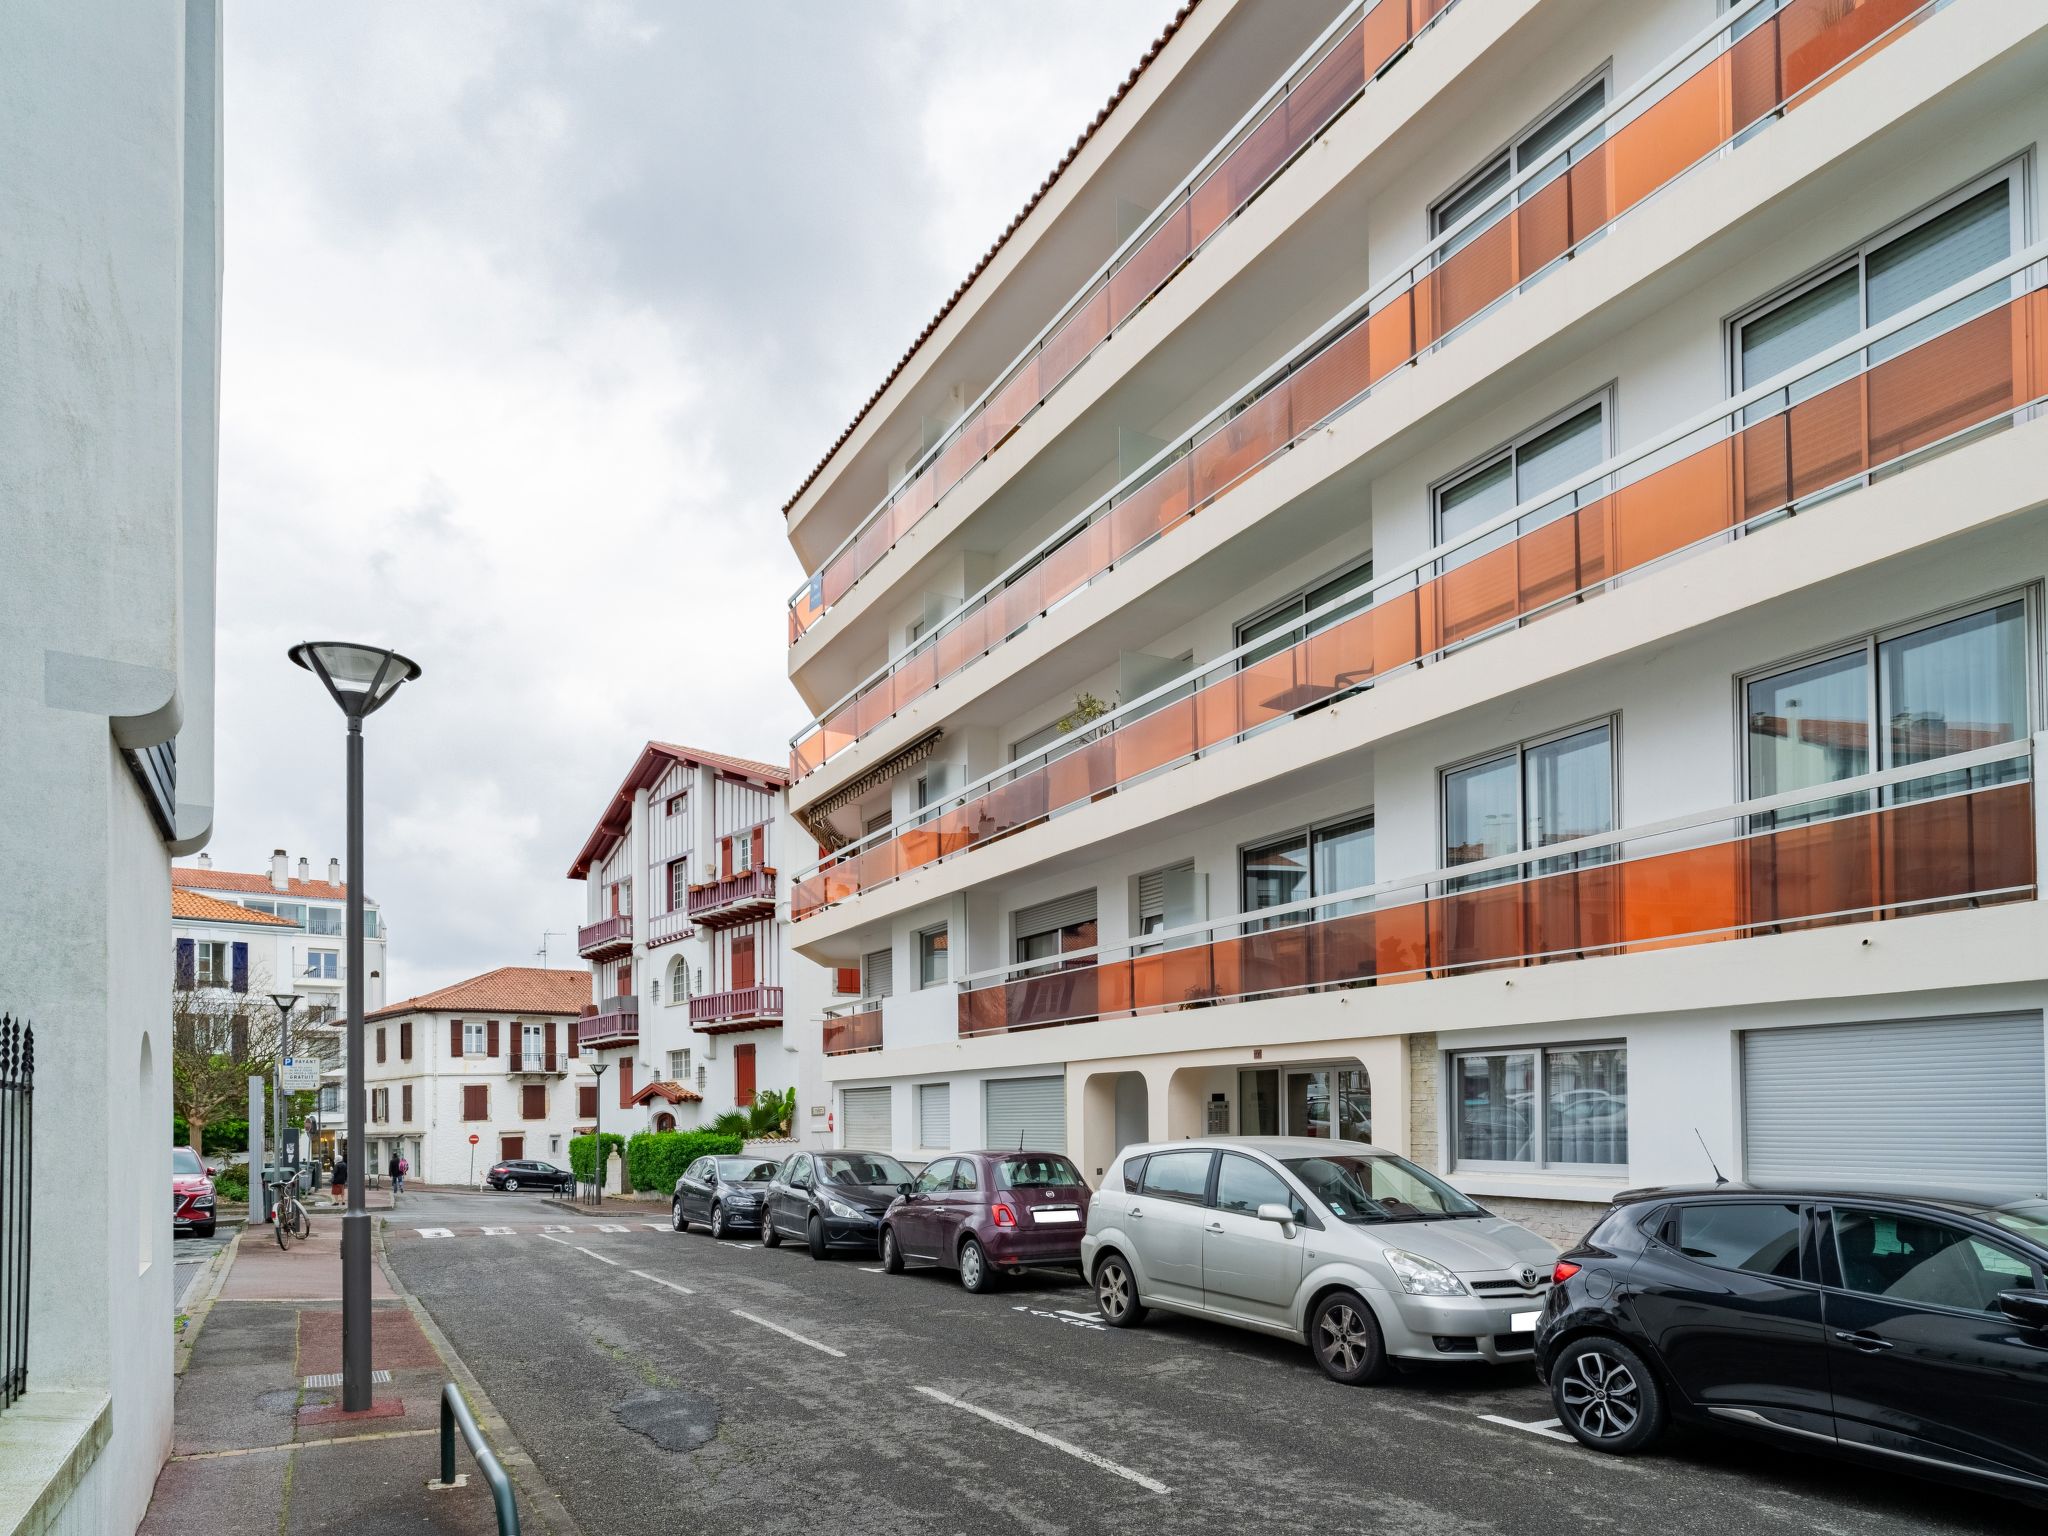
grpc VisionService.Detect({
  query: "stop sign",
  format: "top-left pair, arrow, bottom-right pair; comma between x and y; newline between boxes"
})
468,1133 -> 479,1145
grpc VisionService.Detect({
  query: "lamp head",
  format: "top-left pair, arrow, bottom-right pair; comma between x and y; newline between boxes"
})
271,992 -> 302,1017
589,1061 -> 608,1078
289,641 -> 422,719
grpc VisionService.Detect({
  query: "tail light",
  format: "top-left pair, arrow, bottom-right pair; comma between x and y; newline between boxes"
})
1553,1260 -> 1582,1285
992,1201 -> 1017,1228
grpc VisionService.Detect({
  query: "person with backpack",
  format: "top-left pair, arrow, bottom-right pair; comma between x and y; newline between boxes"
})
331,1155 -> 347,1203
390,1150 -> 407,1194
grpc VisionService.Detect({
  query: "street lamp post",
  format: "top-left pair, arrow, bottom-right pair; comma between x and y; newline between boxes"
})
270,993 -> 302,1202
587,1060 -> 608,1206
290,641 -> 420,1414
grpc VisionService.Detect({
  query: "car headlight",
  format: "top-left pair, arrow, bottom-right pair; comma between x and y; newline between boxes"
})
195,1195 -> 215,1206
826,1199 -> 863,1221
1385,1248 -> 1467,1297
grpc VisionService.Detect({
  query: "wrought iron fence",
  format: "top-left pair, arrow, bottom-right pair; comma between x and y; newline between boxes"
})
1,1014 -> 34,1413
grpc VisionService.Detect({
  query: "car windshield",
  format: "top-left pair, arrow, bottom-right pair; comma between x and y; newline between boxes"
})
818,1154 -> 912,1187
717,1158 -> 779,1182
1986,1199 -> 2048,1249
1283,1153 -> 1485,1223
172,1147 -> 205,1176
996,1155 -> 1084,1190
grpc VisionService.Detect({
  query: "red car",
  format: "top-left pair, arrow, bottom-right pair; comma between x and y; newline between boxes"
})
879,1150 -> 1091,1292
173,1145 -> 217,1238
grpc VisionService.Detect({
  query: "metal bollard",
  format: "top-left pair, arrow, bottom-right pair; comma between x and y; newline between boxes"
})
431,1381 -> 520,1533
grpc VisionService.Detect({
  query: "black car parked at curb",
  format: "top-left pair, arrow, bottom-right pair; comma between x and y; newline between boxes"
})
762,1149 -> 916,1258
486,1159 -> 575,1193
1535,1182 -> 2048,1506
673,1155 -> 780,1238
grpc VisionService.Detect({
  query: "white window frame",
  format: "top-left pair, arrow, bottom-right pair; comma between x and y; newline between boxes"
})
1448,1041 -> 1629,1176
305,948 -> 339,980
1233,560 -> 1375,669
1429,388 -> 1615,562
1429,68 -> 1612,257
916,925 -> 950,990
668,1048 -> 692,1081
462,1020 -> 486,1057
1238,810 -> 1375,927
193,940 -> 228,986
1438,716 -> 1620,872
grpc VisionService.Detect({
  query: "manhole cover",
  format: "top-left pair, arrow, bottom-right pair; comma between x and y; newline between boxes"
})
613,1388 -> 718,1452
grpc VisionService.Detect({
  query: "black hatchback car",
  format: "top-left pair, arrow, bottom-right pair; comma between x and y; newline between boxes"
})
486,1159 -> 575,1192
762,1149 -> 915,1258
1535,1183 -> 2048,1504
672,1155 -> 781,1238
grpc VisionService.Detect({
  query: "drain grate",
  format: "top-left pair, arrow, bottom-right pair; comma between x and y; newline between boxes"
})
300,1370 -> 391,1389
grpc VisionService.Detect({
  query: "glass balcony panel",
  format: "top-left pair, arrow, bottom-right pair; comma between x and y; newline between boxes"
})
820,545 -> 857,608
1041,518 -> 1110,610
1045,736 -> 1116,812
1108,459 -> 1193,561
898,816 -> 942,872
1358,0 -> 1413,81
936,407 -> 990,502
1192,383 -> 1293,506
1290,20 -> 1368,149
854,514 -> 890,584
1110,205 -> 1191,329
1235,649 -> 1302,733
1437,540 -> 1519,647
1783,371 -> 1869,501
959,985 -> 1008,1037
1514,512 -> 1582,615
986,354 -> 1042,450
1373,898 -> 1432,983
1420,213 -> 1514,345
1238,922 -> 1311,998
935,800 -> 978,858
1302,609 -> 1374,698
1436,879 -> 1527,976
1869,305 -> 2015,464
1041,286 -> 1110,393
1290,323 -> 1374,433
1114,696 -> 1196,783
1312,909 -> 1378,989
1513,171 -> 1575,278
976,772 -> 1049,844
1364,290 -> 1415,387
1612,439 -> 1733,574
1781,0 -> 1922,103
1615,838 -> 1740,950
1607,58 -> 1726,222
895,643 -> 936,706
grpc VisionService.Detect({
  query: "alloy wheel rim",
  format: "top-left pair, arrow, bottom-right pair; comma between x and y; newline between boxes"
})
673,1200 -> 684,1230
1559,1350 -> 1641,1439
1318,1304 -> 1369,1372
1099,1264 -> 1129,1316
712,1206 -> 724,1236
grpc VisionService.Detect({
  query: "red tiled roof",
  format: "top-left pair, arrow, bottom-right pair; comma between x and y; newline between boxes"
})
363,966 -> 592,1024
781,1 -> 1202,517
173,866 -> 354,900
630,1080 -> 704,1106
171,888 -> 299,927
568,741 -> 790,879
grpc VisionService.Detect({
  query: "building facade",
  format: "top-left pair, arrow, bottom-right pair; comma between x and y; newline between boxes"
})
0,1 -> 222,1529
781,0 -> 2048,1239
356,967 -> 596,1183
172,849 -> 390,1019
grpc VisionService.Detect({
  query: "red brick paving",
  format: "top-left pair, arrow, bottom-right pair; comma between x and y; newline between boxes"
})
297,1305 -> 440,1376
296,1397 -> 407,1427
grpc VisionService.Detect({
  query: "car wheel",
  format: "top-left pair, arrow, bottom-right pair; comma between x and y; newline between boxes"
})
710,1203 -> 727,1240
672,1198 -> 687,1233
1093,1252 -> 1147,1328
761,1213 -> 782,1248
505,1177 -> 520,1192
1551,1335 -> 1666,1454
958,1237 -> 995,1294
806,1214 -> 828,1260
1309,1289 -> 1392,1385
879,1224 -> 905,1273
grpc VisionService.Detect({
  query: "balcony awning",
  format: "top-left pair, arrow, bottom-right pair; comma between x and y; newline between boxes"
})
796,729 -> 941,850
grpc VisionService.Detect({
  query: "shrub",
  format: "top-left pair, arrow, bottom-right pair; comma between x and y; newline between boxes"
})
172,1116 -> 250,1158
568,1132 -> 627,1185
626,1130 -> 745,1193
213,1165 -> 249,1204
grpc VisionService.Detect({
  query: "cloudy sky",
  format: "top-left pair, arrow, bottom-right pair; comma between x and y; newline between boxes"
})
209,2 -> 1178,997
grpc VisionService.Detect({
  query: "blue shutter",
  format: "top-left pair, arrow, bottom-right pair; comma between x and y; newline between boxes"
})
231,942 -> 249,994
175,938 -> 195,988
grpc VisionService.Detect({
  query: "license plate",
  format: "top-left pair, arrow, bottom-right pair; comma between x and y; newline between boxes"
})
1032,1209 -> 1079,1224
1510,1309 -> 1542,1332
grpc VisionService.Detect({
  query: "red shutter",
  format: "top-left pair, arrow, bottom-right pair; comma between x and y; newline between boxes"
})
450,1019 -> 462,1058
619,962 -> 631,996
731,934 -> 755,990
402,1084 -> 413,1121
544,1020 -> 558,1072
734,1043 -> 756,1107
523,1084 -> 546,1119
486,1019 -> 500,1057
375,1027 -> 386,1064
578,1083 -> 597,1118
721,838 -> 733,879
400,1021 -> 412,1060
751,826 -> 765,867
620,1056 -> 634,1108
463,1084 -> 488,1120
835,966 -> 860,995
569,1020 -> 581,1059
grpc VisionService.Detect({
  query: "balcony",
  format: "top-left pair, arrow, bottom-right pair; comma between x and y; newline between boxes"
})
507,1051 -> 565,1075
822,1003 -> 883,1057
792,246 -> 2048,921
577,913 -> 633,959
645,908 -> 695,948
955,747 -> 2037,1038
787,0 -> 1468,651
576,995 -> 639,1050
788,0 -> 1947,781
689,986 -> 784,1035
687,868 -> 777,930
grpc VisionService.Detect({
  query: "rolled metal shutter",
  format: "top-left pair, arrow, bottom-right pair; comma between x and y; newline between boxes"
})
1013,890 -> 1096,943
917,1083 -> 952,1149
862,948 -> 893,1000
1742,1014 -> 2046,1187
841,1086 -> 893,1149
985,1075 -> 1067,1153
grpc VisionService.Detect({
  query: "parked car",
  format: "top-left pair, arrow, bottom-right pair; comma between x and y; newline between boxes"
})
1536,1182 -> 2048,1503
880,1150 -> 1091,1291
173,1145 -> 217,1238
485,1159 -> 574,1192
673,1155 -> 781,1238
1081,1137 -> 1556,1384
762,1149 -> 915,1258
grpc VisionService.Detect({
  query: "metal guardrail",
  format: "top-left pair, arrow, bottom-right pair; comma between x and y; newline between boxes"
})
435,1381 -> 521,1533
1,1015 -> 32,1414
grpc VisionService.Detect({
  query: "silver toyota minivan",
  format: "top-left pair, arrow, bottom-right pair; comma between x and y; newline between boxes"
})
1080,1137 -> 1558,1383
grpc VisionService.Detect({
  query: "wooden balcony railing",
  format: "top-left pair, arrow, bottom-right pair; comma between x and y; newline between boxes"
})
689,986 -> 784,1030
822,1006 -> 883,1057
576,996 -> 639,1049
576,913 -> 633,958
687,868 -> 777,927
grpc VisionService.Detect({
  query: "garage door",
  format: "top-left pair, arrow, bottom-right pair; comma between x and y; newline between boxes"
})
985,1075 -> 1067,1153
1743,1014 -> 2046,1186
841,1086 -> 893,1150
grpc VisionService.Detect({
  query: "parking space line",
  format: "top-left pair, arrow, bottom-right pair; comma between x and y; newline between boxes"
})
541,1233 -> 622,1267
629,1269 -> 695,1295
731,1309 -> 846,1358
541,1225 -> 572,1233
1479,1413 -> 1579,1444
594,1223 -> 630,1233
640,1222 -> 668,1230
912,1386 -> 1169,1493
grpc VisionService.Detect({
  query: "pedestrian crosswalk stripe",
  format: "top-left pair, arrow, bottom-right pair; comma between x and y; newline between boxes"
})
596,1223 -> 629,1233
481,1226 -> 513,1236
417,1228 -> 453,1239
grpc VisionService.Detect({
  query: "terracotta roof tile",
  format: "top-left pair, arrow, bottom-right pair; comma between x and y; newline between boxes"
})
173,866 -> 355,901
630,1080 -> 704,1106
363,966 -> 592,1024
647,742 -> 790,786
782,1 -> 1201,517
170,888 -> 299,927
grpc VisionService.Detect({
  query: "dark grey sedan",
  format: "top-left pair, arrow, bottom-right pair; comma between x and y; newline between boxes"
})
672,1154 -> 781,1238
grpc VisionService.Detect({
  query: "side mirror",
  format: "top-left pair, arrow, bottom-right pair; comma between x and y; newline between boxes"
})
1256,1202 -> 1298,1237
1997,1289 -> 2048,1332
898,1182 -> 913,1195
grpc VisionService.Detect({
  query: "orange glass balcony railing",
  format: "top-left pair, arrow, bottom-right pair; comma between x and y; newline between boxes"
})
822,1005 -> 884,1057
790,249 -> 2048,921
789,0 -> 1945,783
956,748 -> 2038,1037
787,0 -> 1466,648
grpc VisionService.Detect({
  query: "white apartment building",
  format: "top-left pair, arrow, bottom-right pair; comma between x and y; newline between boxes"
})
356,966 -> 597,1183
781,0 -> 2048,1241
568,743 -> 830,1138
0,1 -> 221,1529
172,849 -> 391,1019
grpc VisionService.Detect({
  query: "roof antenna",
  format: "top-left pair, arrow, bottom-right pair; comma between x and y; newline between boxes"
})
1695,1128 -> 1729,1187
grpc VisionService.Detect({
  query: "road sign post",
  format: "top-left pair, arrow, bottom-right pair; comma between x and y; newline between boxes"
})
468,1132 -> 479,1187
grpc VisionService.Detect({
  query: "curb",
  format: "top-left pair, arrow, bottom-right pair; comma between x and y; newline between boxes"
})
372,1217 -> 584,1536
174,1227 -> 244,1376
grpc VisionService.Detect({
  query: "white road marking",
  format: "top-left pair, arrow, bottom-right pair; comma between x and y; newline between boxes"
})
1479,1414 -> 1579,1444
541,1233 -> 622,1267
731,1309 -> 846,1358
640,1222 -> 668,1230
1010,1304 -> 1106,1333
480,1226 -> 513,1236
858,1267 -> 885,1274
542,1225 -> 572,1233
630,1269 -> 695,1295
912,1386 -> 1168,1493
595,1223 -> 630,1234
416,1228 -> 453,1239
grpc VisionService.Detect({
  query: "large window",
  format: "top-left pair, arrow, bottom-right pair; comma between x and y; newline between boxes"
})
1433,396 -> 1608,575
1241,813 -> 1373,929
1454,1044 -> 1626,1171
1442,720 -> 1615,886
191,940 -> 229,987
308,906 -> 343,936
1013,892 -> 1096,973
1235,561 -> 1375,669
1431,74 -> 1608,263
304,949 -> 339,980
917,926 -> 949,989
1743,595 -> 2034,823
462,1020 -> 486,1057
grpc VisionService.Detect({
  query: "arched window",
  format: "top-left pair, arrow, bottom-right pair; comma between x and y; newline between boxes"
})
667,954 -> 689,1004
654,1112 -> 677,1132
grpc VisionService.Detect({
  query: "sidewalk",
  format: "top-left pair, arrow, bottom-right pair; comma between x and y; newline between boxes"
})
142,1215 -> 571,1534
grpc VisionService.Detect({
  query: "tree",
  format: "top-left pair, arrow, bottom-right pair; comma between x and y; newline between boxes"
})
170,958 -> 306,1156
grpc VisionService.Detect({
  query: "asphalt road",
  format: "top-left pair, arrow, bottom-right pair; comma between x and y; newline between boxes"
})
385,1190 -> 2039,1536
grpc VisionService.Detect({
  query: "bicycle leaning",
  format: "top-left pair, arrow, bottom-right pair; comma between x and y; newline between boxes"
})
270,1166 -> 312,1250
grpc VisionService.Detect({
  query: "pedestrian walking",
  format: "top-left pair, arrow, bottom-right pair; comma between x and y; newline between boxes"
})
332,1155 -> 347,1202
390,1150 -> 406,1194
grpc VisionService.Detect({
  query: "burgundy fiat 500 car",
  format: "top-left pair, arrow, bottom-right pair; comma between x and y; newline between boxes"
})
879,1150 -> 1091,1292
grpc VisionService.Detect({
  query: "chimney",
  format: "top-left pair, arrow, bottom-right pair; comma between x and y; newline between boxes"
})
328,857 -> 341,886
196,852 -> 212,869
297,856 -> 309,882
271,849 -> 289,891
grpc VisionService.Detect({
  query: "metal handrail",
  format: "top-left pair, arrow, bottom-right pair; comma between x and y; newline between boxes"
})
434,1382 -> 521,1533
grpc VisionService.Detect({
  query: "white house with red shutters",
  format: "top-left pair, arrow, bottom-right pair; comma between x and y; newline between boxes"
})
568,741 -> 829,1138
355,966 -> 596,1184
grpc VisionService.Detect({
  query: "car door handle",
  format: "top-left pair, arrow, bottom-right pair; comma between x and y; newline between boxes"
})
1128,1207 -> 1144,1219
1834,1330 -> 1893,1351
1206,1222 -> 1225,1233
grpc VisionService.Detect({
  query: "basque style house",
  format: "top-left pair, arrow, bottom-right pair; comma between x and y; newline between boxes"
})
778,0 -> 2048,1238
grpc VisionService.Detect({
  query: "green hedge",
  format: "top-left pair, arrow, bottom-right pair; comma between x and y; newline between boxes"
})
172,1117 -> 250,1157
626,1131 -> 745,1193
568,1133 -> 626,1184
